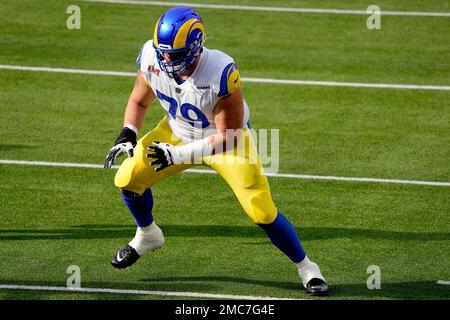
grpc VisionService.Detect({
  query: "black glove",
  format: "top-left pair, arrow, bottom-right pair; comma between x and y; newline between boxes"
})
147,141 -> 180,172
104,127 -> 137,169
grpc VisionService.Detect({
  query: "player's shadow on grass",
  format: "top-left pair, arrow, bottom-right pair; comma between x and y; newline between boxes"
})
328,280 -> 450,299
141,275 -> 301,292
0,144 -> 36,151
0,224 -> 449,241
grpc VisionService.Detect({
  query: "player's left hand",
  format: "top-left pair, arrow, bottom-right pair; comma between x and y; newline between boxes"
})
147,141 -> 181,172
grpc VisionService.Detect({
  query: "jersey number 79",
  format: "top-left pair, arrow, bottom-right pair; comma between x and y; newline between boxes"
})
156,90 -> 210,129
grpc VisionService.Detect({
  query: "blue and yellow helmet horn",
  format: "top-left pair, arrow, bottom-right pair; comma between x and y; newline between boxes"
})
153,7 -> 206,78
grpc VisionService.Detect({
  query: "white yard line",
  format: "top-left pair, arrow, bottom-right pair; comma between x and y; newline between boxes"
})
437,280 -> 450,286
1,159 -> 449,187
240,77 -> 450,91
0,65 -> 135,77
0,284 -> 298,300
79,0 -> 450,18
1,64 -> 450,91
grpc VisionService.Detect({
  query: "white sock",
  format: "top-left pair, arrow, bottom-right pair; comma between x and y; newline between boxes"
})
295,256 -> 311,270
128,222 -> 164,256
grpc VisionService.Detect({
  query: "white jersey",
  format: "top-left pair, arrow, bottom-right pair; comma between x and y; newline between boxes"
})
137,40 -> 249,143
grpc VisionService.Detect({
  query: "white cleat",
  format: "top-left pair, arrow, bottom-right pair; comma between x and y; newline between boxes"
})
298,258 -> 329,296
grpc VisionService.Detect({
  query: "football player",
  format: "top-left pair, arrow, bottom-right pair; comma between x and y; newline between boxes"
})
104,6 -> 328,296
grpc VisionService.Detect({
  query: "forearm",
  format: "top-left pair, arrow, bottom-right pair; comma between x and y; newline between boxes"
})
123,100 -> 149,133
173,130 -> 243,163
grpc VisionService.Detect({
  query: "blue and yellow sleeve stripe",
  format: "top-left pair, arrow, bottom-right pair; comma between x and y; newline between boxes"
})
136,47 -> 143,70
218,62 -> 241,97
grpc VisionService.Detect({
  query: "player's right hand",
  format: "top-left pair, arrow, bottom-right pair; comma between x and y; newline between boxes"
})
104,126 -> 137,169
104,142 -> 134,169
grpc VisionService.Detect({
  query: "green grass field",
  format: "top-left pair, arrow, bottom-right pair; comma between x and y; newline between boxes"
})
0,0 -> 449,300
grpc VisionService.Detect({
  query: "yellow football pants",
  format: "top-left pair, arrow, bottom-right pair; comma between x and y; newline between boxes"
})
115,117 -> 277,224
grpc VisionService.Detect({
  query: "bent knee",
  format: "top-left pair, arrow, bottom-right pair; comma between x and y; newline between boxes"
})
114,158 -> 146,194
114,158 -> 133,187
244,189 -> 277,224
